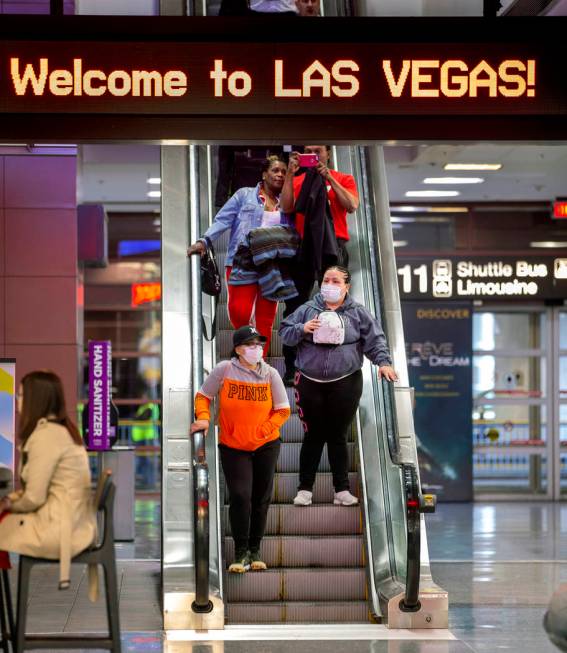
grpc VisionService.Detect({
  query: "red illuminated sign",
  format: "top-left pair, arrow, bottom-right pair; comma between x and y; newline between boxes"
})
132,282 -> 161,307
552,200 -> 567,219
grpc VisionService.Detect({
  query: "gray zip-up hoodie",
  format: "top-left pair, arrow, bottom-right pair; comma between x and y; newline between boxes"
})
279,293 -> 392,381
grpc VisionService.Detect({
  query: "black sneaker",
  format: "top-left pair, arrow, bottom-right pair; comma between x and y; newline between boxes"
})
249,549 -> 267,571
228,548 -> 250,573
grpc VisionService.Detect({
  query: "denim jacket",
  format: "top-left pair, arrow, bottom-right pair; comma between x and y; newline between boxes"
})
201,184 -> 294,267
279,293 -> 392,381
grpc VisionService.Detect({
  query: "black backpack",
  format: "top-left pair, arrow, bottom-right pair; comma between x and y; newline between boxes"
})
200,237 -> 221,341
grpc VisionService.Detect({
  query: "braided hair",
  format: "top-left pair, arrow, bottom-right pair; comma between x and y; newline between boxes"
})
323,265 -> 351,285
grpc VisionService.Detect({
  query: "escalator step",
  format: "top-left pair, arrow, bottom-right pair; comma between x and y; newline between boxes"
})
280,414 -> 304,441
276,442 -> 356,473
223,504 -> 362,536
273,472 -> 359,503
224,535 -> 364,568
222,471 -> 359,504
226,568 -> 366,602
226,601 -> 370,624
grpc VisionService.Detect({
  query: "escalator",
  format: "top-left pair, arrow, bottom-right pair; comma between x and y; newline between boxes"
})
162,144 -> 448,630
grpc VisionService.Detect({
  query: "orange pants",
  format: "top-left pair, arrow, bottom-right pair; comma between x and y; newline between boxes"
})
225,267 -> 277,356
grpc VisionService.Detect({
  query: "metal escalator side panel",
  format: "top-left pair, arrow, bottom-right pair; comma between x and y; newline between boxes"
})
331,146 -> 405,619
362,145 -> 448,627
161,145 -> 224,630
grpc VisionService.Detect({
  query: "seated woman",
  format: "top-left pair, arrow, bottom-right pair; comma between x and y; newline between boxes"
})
188,155 -> 295,356
0,370 -> 96,589
279,266 -> 398,507
190,326 -> 290,573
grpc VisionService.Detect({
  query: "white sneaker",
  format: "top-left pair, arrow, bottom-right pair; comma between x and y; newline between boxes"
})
293,490 -> 313,506
333,490 -> 359,506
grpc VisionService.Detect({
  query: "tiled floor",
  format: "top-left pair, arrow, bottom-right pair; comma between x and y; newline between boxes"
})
3,500 -> 564,652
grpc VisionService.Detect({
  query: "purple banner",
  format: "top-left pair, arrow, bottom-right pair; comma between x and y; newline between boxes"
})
88,340 -> 112,451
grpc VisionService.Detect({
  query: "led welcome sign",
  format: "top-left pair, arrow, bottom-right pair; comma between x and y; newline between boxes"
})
2,34 -> 564,122
9,56 -> 536,101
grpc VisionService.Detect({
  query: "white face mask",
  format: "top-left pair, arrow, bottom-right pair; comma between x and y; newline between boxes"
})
320,283 -> 343,303
241,345 -> 263,365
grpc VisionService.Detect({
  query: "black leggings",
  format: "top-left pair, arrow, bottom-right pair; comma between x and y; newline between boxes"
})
219,438 -> 281,551
295,370 -> 363,492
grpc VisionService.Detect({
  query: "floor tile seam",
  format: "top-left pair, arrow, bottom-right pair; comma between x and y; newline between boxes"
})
61,566 -> 87,633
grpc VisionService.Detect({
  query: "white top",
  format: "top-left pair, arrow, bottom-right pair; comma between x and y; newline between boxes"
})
261,209 -> 282,228
249,0 -> 297,12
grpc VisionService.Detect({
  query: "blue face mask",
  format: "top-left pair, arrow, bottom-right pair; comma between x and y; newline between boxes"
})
320,284 -> 343,303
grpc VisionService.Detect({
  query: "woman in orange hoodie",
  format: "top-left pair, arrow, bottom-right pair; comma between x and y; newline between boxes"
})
190,326 -> 290,573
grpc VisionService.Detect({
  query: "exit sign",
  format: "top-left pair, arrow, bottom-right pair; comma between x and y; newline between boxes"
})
552,199 -> 567,219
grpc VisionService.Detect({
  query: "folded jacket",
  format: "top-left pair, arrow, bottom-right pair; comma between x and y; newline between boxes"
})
229,226 -> 300,301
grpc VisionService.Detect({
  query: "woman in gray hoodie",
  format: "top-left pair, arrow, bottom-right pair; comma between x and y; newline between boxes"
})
279,265 -> 398,507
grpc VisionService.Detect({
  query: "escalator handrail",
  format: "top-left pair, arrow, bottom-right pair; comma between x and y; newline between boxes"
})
400,464 -> 421,612
188,173 -> 213,612
380,376 -> 401,464
191,430 -> 213,613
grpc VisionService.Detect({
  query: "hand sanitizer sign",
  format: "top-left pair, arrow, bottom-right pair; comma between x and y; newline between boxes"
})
88,340 -> 112,451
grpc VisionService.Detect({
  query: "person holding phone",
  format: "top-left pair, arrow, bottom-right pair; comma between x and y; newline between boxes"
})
279,146 -> 359,385
279,266 -> 398,507
190,326 -> 290,573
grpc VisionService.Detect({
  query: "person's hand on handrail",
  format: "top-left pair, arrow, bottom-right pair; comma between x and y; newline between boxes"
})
190,419 -> 210,435
378,365 -> 399,382
187,241 -> 206,257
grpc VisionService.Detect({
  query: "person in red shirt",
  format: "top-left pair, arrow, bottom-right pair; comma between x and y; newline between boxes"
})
279,145 -> 359,385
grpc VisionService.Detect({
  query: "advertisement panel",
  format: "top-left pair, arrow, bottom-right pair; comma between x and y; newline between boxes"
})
0,359 -> 16,476
402,303 -> 473,501
88,340 -> 112,451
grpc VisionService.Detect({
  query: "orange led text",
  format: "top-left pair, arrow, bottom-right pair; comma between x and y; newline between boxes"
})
382,59 -> 536,98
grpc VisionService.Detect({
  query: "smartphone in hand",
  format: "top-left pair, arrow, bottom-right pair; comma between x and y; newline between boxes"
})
298,153 -> 319,168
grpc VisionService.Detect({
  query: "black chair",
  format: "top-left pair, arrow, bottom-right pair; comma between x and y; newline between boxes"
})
0,566 -> 15,653
15,470 -> 121,653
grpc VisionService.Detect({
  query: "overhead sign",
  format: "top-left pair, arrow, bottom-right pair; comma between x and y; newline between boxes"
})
397,257 -> 567,300
88,340 -> 112,451
0,41 -> 561,116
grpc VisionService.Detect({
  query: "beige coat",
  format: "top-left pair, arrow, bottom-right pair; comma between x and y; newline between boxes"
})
0,419 -> 96,585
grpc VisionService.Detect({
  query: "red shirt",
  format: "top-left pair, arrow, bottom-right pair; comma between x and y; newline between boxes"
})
292,169 -> 358,241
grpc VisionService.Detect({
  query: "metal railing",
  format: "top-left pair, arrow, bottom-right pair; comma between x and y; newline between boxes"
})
191,429 -> 213,613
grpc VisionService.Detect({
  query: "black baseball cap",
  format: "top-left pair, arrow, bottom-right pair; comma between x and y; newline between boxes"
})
233,326 -> 267,348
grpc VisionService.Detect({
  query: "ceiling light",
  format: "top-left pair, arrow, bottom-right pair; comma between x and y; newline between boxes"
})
423,177 -> 484,184
406,190 -> 460,198
147,190 -> 161,198
147,177 -> 161,184
390,206 -> 422,212
529,241 -> 567,248
427,207 -> 468,213
390,217 -> 416,223
444,163 -> 502,171
393,240 -> 408,247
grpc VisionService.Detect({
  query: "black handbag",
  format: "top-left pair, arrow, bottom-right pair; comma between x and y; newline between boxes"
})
200,237 -> 221,341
